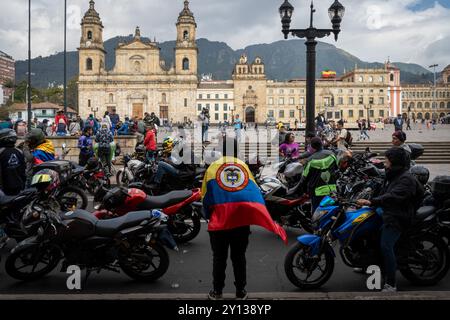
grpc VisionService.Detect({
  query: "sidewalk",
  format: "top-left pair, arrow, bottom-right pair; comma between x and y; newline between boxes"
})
0,291 -> 449,300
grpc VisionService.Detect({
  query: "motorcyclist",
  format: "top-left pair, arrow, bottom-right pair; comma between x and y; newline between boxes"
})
95,124 -> 114,174
0,129 -> 26,195
391,130 -> 411,155
294,137 -> 339,212
147,137 -> 182,190
357,147 -> 424,292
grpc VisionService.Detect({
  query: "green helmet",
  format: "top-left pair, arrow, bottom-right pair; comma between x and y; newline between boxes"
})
25,128 -> 45,148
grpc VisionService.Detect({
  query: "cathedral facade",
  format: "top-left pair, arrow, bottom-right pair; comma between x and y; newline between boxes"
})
78,0 -> 198,123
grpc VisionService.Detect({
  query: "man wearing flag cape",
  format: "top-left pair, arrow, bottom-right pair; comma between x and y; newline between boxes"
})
202,137 -> 287,300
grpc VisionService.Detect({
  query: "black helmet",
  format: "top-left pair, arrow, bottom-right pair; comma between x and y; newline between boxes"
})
25,129 -> 45,148
411,165 -> 430,185
86,157 -> 100,171
0,129 -> 18,147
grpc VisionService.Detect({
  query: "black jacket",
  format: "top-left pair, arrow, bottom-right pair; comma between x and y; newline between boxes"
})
0,147 -> 26,195
371,168 -> 424,231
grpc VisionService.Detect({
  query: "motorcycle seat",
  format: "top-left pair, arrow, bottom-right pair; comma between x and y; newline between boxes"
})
137,190 -> 193,210
416,206 -> 436,220
95,211 -> 153,237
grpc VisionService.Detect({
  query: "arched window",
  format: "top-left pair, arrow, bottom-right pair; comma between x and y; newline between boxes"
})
425,102 -> 430,109
402,102 -> 407,109
134,61 -> 141,73
417,102 -> 423,109
425,112 -> 430,120
390,74 -> 394,81
109,94 -> 114,103
86,58 -> 93,71
440,102 -> 445,109
162,93 -> 167,103
182,58 -> 189,71
87,31 -> 93,40
417,113 -> 423,119
409,102 -> 415,109
448,102 -> 450,109
183,30 -> 189,40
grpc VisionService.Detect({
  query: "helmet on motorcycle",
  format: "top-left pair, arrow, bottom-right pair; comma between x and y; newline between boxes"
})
410,165 -> 430,185
86,157 -> 100,171
25,129 -> 45,148
101,187 -> 128,210
0,128 -> 18,147
30,169 -> 60,192
162,137 -> 174,154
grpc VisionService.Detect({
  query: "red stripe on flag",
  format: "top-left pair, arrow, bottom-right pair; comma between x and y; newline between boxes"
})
207,202 -> 288,244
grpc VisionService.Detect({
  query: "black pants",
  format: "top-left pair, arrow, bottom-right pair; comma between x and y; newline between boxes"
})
209,226 -> 250,292
79,153 -> 91,166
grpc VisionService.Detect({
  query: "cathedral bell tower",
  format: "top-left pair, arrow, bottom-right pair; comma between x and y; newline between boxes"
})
175,1 -> 198,75
79,0 -> 106,75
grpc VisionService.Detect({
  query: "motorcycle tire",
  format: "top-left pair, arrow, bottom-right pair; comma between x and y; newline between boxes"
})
284,242 -> 334,290
120,242 -> 169,282
168,210 -> 201,243
399,234 -> 450,286
116,170 -> 129,187
57,186 -> 88,211
5,244 -> 61,281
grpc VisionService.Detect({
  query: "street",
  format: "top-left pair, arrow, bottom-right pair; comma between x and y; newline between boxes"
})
1,223 -> 450,295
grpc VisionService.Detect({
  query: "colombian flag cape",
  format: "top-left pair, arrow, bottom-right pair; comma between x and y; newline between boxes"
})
33,140 -> 56,164
202,156 -> 288,244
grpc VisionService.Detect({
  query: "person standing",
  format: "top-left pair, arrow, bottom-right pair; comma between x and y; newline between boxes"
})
199,108 -> 210,143
144,124 -> 157,162
109,109 -> 120,135
331,120 -> 349,151
0,129 -> 26,196
361,119 -> 370,140
406,118 -> 412,131
233,114 -> 242,143
85,114 -> 99,134
56,118 -> 68,136
394,114 -> 404,132
102,111 -> 112,131
68,117 -> 81,136
202,137 -> 287,300
55,110 -> 68,127
37,119 -> 49,136
78,126 -> 94,166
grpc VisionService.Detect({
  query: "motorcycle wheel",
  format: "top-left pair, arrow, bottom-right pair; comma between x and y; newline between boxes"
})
284,242 -> 334,289
399,234 -> 450,286
5,244 -> 61,281
168,210 -> 201,243
57,186 -> 88,210
116,170 -> 129,187
119,242 -> 169,282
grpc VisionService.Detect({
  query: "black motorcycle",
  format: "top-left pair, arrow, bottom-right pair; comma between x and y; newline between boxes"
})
6,208 -> 175,282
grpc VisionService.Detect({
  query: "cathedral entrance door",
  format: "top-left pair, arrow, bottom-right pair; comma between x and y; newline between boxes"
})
245,106 -> 255,123
132,103 -> 143,119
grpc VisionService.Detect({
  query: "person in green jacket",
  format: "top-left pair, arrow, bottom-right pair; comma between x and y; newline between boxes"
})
296,137 -> 339,212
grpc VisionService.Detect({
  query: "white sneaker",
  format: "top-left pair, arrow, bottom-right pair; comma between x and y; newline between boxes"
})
381,284 -> 397,292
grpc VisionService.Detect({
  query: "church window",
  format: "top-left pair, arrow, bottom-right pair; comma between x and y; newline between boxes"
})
134,61 -> 141,72
87,31 -> 92,40
162,93 -> 167,103
86,58 -> 93,71
109,94 -> 114,103
390,74 -> 394,81
183,30 -> 189,40
183,58 -> 189,70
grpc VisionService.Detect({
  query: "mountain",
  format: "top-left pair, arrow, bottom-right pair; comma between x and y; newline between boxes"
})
14,37 -> 434,88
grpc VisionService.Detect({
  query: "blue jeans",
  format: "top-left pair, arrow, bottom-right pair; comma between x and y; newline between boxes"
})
202,125 -> 209,142
154,161 -> 179,184
380,224 -> 401,287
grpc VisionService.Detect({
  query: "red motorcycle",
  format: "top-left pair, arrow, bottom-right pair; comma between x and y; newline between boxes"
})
94,187 -> 203,243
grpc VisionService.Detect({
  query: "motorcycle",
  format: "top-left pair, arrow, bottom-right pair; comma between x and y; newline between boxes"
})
69,159 -> 111,196
94,186 -> 203,243
259,176 -> 312,232
284,195 -> 450,289
6,208 -> 175,282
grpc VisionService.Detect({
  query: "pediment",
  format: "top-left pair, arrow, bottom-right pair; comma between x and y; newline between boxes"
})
117,39 -> 156,50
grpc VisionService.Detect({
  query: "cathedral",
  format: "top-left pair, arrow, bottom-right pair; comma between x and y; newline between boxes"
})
78,0 -> 199,123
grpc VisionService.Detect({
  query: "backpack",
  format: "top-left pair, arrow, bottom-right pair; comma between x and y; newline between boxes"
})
345,130 -> 353,147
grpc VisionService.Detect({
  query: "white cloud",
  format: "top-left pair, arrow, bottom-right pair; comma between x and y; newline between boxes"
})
0,0 -> 449,71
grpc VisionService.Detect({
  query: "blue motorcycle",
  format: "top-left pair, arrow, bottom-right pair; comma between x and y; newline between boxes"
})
284,196 -> 450,289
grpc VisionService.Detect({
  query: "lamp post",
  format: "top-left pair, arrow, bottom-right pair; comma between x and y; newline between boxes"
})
429,64 -> 438,113
279,0 -> 345,141
27,0 -> 32,131
64,0 -> 67,114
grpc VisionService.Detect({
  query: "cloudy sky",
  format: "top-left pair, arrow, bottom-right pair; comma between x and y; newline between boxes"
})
1,0 -> 449,71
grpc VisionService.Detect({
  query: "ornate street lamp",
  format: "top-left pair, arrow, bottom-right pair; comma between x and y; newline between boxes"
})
279,0 -> 345,140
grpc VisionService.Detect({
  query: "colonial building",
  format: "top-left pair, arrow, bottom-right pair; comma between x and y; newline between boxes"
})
78,0 -> 198,124
401,65 -> 450,121
0,50 -> 15,104
77,1 -> 450,127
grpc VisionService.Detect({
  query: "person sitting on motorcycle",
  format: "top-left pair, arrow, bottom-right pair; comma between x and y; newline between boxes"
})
357,147 -> 424,292
147,137 -> 182,190
95,124 -> 114,174
391,130 -> 411,155
0,129 -> 26,196
279,133 -> 300,159
295,137 -> 339,212
78,126 -> 94,166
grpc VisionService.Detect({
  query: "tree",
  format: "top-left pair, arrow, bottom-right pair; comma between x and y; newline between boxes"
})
67,76 -> 78,112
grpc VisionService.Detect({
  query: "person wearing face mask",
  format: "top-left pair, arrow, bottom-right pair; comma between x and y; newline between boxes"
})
357,147 -> 424,292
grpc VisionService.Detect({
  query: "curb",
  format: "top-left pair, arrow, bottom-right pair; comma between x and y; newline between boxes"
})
0,291 -> 449,300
